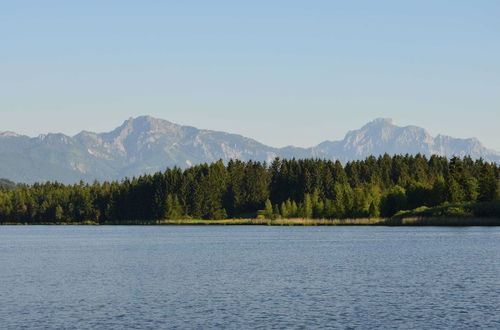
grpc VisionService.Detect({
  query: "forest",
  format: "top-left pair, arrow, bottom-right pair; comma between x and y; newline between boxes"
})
0,154 -> 499,224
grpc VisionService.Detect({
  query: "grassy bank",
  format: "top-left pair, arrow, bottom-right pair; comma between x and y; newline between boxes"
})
2,203 -> 499,226
2,217 -> 499,226
387,201 -> 500,226
394,217 -> 500,226
0,218 -> 384,226
153,218 -> 385,226
0,221 -> 100,226
111,216 -> 500,226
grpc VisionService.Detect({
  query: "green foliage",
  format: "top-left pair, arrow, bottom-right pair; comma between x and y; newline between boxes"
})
393,201 -> 500,219
447,178 -> 465,203
301,194 -> 313,219
429,179 -> 447,206
368,201 -> 379,218
260,199 -> 274,219
380,186 -> 408,217
0,155 -> 498,224
165,194 -> 184,219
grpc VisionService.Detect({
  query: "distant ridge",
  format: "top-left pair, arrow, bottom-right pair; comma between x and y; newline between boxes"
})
1,116 -> 498,183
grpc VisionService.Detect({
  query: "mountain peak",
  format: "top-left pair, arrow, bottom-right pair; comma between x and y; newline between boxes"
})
123,115 -> 178,129
109,115 -> 177,137
128,115 -> 156,123
366,118 -> 396,126
0,131 -> 21,138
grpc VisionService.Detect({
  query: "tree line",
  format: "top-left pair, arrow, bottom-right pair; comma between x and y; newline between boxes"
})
0,154 -> 499,224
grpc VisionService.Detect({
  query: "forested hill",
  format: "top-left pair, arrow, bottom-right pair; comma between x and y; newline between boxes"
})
1,116 -> 499,184
0,155 -> 498,224
0,178 -> 17,190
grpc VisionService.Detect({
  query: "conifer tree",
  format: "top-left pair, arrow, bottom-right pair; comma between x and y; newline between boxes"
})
368,201 -> 379,218
280,201 -> 289,218
303,194 -> 313,219
263,199 -> 273,219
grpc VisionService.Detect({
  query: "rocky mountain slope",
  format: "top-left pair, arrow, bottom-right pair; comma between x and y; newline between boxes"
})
311,118 -> 498,162
1,116 -> 498,183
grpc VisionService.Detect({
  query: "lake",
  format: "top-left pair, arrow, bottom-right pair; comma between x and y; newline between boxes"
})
0,226 -> 499,329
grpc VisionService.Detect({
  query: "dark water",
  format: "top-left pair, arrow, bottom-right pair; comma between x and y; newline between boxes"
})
0,226 -> 499,329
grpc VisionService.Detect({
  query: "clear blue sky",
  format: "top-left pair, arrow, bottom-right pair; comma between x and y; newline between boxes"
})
1,0 -> 499,149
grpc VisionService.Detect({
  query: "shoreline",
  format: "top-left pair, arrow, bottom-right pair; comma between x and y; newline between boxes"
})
1,217 -> 499,226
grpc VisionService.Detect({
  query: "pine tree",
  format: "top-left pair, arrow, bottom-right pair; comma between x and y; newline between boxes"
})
447,178 -> 465,203
264,199 -> 273,219
463,177 -> 479,202
54,205 -> 64,221
368,201 -> 379,218
430,178 -> 447,206
280,201 -> 289,218
303,194 -> 313,219
290,200 -> 298,218
273,204 -> 281,219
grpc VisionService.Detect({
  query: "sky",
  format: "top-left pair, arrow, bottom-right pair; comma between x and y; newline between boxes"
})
1,0 -> 499,149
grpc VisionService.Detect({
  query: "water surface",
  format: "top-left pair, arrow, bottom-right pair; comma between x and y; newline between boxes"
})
0,226 -> 499,329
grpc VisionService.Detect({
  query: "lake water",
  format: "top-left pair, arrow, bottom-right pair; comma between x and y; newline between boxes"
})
0,226 -> 499,329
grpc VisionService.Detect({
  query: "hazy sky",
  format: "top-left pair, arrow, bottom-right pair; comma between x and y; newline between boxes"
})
1,1 -> 499,149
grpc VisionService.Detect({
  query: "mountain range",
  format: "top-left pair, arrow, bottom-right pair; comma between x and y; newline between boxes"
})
1,116 -> 498,184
